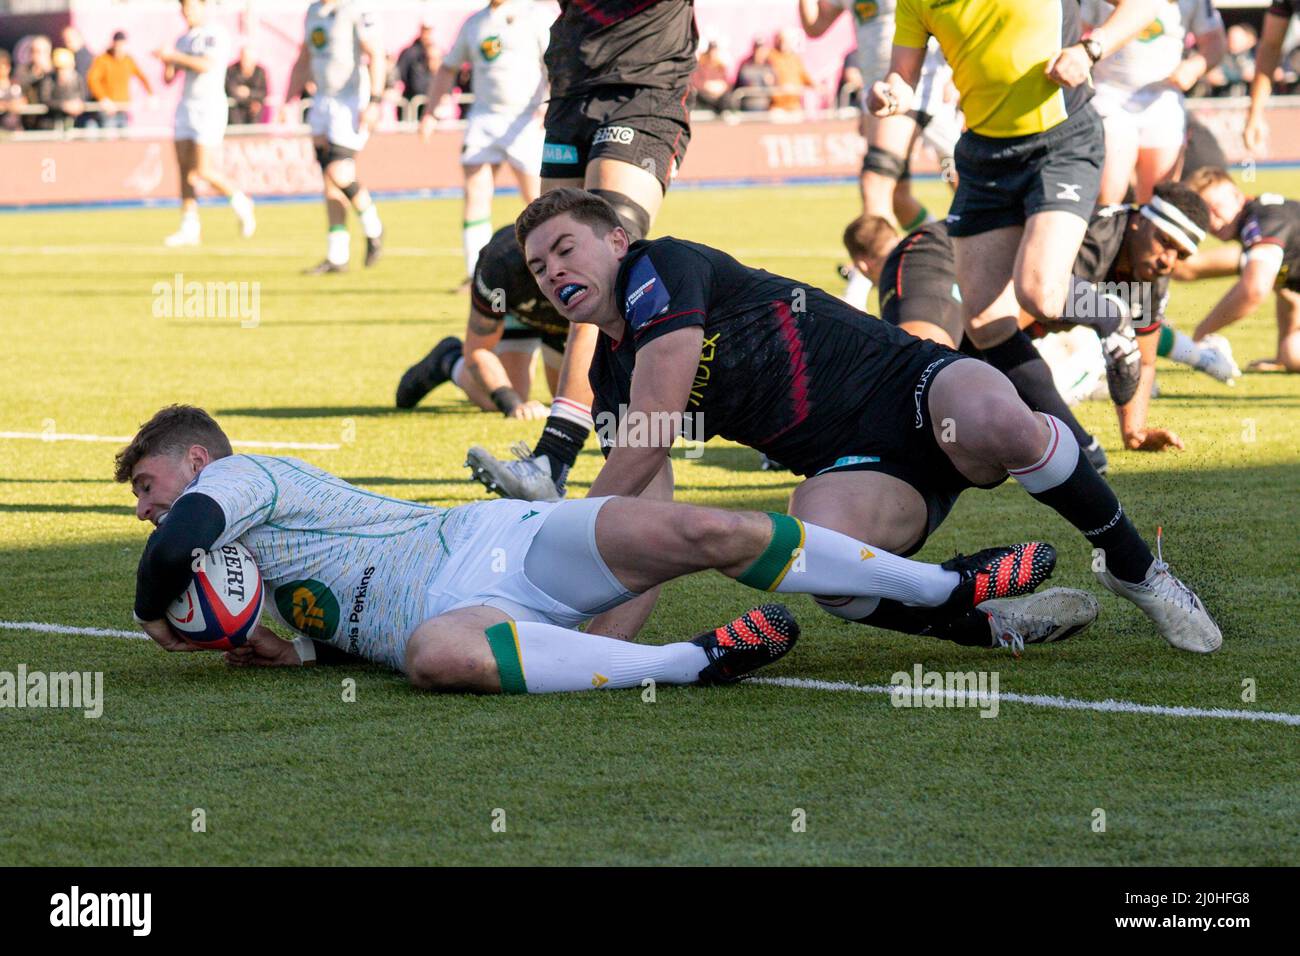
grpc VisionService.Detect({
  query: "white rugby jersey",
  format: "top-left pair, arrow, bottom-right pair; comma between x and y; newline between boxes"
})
176,23 -> 231,108
445,0 -> 549,117
305,0 -> 379,99
833,0 -> 898,72
1082,0 -> 1223,93
177,455 -> 481,671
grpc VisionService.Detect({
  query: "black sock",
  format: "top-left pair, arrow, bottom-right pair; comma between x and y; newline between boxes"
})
531,414 -> 589,483
984,332 -> 1096,449
437,342 -> 462,379
847,600 -> 993,647
1029,448 -> 1154,583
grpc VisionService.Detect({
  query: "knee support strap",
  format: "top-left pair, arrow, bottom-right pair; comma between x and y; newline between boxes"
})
862,145 -> 908,181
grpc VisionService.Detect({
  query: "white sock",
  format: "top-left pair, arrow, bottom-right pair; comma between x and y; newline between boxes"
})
327,227 -> 350,266
463,218 -> 494,277
1167,328 -> 1202,367
180,209 -> 200,233
231,191 -> 250,211
549,396 -> 593,428
359,203 -> 383,239
775,521 -> 961,607
450,355 -> 469,391
490,620 -> 708,693
843,267 -> 872,310
1007,414 -> 1080,494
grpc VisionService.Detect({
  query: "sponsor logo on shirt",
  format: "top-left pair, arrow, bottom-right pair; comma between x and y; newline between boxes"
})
853,2 -> 879,24
310,26 -> 328,50
623,256 -> 671,332
480,35 -> 503,61
344,566 -> 376,653
1137,19 -> 1165,43
543,142 -> 579,164
275,579 -> 340,640
593,125 -> 635,146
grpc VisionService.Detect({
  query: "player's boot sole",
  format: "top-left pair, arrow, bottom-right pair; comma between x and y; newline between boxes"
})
693,604 -> 800,685
979,587 -> 1101,655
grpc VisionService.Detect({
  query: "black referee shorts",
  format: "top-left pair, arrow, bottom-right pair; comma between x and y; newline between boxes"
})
541,84 -> 691,190
947,104 -> 1104,237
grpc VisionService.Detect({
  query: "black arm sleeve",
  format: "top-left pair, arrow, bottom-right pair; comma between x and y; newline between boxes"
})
133,493 -> 227,622
311,639 -> 364,665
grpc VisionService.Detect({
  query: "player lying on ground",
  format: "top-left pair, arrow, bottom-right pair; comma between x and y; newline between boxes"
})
843,183 -> 1238,455
395,225 -> 581,423
1178,166 -> 1300,373
516,189 -> 1221,654
116,408 -> 1092,695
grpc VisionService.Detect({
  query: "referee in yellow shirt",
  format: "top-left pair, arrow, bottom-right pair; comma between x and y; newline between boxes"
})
868,1 -> 1160,470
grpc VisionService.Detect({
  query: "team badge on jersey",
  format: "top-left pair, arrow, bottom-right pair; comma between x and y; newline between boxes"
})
1241,216 -> 1263,247
624,255 -> 671,332
853,1 -> 879,23
275,579 -> 340,640
1137,19 -> 1165,43
310,26 -> 328,50
480,35 -> 503,61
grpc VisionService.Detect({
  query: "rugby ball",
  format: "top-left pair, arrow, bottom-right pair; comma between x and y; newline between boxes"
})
166,542 -> 263,649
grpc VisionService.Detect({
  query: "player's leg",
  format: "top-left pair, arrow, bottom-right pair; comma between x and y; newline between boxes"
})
542,344 -> 562,397
304,136 -> 352,274
404,603 -> 792,693
1133,92 -> 1187,204
192,140 -> 256,238
165,139 -> 201,246
1098,113 -> 1139,206
926,358 -> 1221,652
509,159 -> 541,205
1155,320 -> 1240,383
461,162 -> 496,281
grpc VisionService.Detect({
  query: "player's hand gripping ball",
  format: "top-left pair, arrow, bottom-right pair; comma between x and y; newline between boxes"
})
166,542 -> 263,649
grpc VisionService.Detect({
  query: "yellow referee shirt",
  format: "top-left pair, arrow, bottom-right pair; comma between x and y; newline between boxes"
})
895,0 -> 1090,138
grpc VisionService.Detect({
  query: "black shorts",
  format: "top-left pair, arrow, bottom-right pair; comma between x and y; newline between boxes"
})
878,260 -> 964,347
501,323 -> 567,355
540,85 -> 691,190
947,105 -> 1104,237
810,351 -> 1002,556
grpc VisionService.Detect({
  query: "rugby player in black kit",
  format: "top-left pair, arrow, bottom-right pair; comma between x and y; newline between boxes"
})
845,182 -> 1236,454
516,188 -> 1223,655
465,0 -> 698,503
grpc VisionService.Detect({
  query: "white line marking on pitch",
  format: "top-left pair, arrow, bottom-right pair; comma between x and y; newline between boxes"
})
0,244 -> 452,258
1,621 -> 1296,726
0,431 -> 339,451
1,621 -> 146,640
752,676 -> 1300,726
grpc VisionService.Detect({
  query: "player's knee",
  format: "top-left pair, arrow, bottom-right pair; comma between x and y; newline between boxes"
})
326,159 -> 357,190
406,636 -> 491,693
674,506 -> 751,565
588,189 -> 650,242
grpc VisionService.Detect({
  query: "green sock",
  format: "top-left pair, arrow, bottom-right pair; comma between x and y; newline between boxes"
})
1157,322 -> 1175,357
484,621 -> 527,694
737,513 -> 806,591
900,206 -> 929,232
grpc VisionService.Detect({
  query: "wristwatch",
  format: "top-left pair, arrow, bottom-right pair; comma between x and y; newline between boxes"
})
1081,36 -> 1104,64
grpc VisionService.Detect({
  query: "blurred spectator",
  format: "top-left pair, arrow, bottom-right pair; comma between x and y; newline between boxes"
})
32,47 -> 88,130
837,48 -> 863,110
1206,23 -> 1258,97
397,21 -> 441,117
0,49 -> 25,132
87,31 -> 152,129
691,40 -> 731,115
60,26 -> 93,82
734,36 -> 777,112
768,29 -> 814,112
225,47 -> 267,124
15,35 -> 53,130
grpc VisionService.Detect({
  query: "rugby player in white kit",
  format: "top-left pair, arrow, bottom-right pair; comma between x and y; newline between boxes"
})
154,0 -> 255,247
119,406 -> 1087,694
420,0 -> 550,285
1082,0 -> 1226,205
289,0 -> 387,273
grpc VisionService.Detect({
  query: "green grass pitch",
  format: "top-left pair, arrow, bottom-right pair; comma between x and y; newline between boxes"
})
0,174 -> 1297,866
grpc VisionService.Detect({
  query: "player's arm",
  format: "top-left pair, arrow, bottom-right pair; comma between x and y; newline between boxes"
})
1049,0 -> 1162,89
1115,325 -> 1182,451
586,326 -> 703,498
224,624 -> 364,668
1172,244 -> 1241,281
359,29 -> 387,130
1193,254 -> 1280,339
461,308 -> 541,417
1245,10 -> 1289,151
1170,22 -> 1226,93
419,63 -> 461,140
798,1 -> 842,38
157,46 -> 215,74
555,322 -> 598,408
868,45 -> 925,116
133,493 -> 226,651
287,42 -> 312,101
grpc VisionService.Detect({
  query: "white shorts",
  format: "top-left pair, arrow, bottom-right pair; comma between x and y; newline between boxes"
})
862,42 -> 962,162
308,93 -> 370,152
422,497 -> 626,629
461,110 -> 544,172
175,100 -> 227,147
1092,83 -> 1186,151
